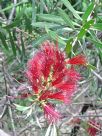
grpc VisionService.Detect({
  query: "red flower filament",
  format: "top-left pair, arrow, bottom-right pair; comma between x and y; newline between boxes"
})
25,41 -> 87,123
87,120 -> 101,136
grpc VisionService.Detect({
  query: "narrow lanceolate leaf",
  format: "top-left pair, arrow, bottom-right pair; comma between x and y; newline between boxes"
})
0,0 -> 28,12
93,23 -> 102,31
32,34 -> 49,48
21,32 -> 25,57
45,123 -> 52,136
87,64 -> 96,70
14,104 -> 30,111
25,108 -> 32,119
46,28 -> 66,45
51,124 -> 57,136
32,22 -> 60,28
4,19 -> 21,29
37,14 -> 64,24
32,0 -> 36,24
0,32 -> 9,50
78,20 -> 94,39
65,38 -> 73,55
82,3 -> 94,22
7,30 -> 17,56
99,50 -> 102,62
87,37 -> 102,49
58,8 -> 74,29
61,0 -> 82,20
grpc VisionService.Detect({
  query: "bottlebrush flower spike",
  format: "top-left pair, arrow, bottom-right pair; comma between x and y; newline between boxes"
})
43,103 -> 61,123
67,67 -> 81,81
24,40 -> 86,123
39,91 -> 68,103
66,54 -> 87,65
87,119 -> 101,136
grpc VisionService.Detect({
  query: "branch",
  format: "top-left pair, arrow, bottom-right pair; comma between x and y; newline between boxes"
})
2,62 -> 17,136
0,105 -> 7,119
0,5 -> 7,20
91,69 -> 102,82
8,0 -> 17,24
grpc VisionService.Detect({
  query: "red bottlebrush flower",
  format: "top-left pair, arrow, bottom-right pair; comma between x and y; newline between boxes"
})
66,54 -> 87,65
26,41 -> 80,94
87,120 -> 101,136
43,103 -> 61,123
53,81 -> 77,91
67,67 -> 81,81
47,92 -> 67,102
25,40 -> 84,123
39,91 -> 68,103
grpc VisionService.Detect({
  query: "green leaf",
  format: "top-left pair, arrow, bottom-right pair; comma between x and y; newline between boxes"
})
7,30 -> 17,56
99,50 -> 102,62
4,19 -> 21,29
46,0 -> 52,10
24,15 -> 32,33
87,37 -> 102,49
61,0 -> 82,20
87,64 -> 96,70
21,32 -> 25,57
45,123 -> 52,136
16,6 -> 26,19
25,108 -> 32,119
51,124 -> 57,136
0,31 -> 9,50
28,97 -> 34,102
37,14 -> 64,24
87,31 -> 102,49
58,8 -> 74,29
14,104 -> 30,111
78,20 -> 94,39
32,34 -> 49,48
0,0 -> 28,12
40,0 -> 44,13
82,3 -> 94,22
32,0 -> 36,24
32,22 -> 60,28
65,38 -> 73,55
46,28 -> 66,45
93,23 -> 102,31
